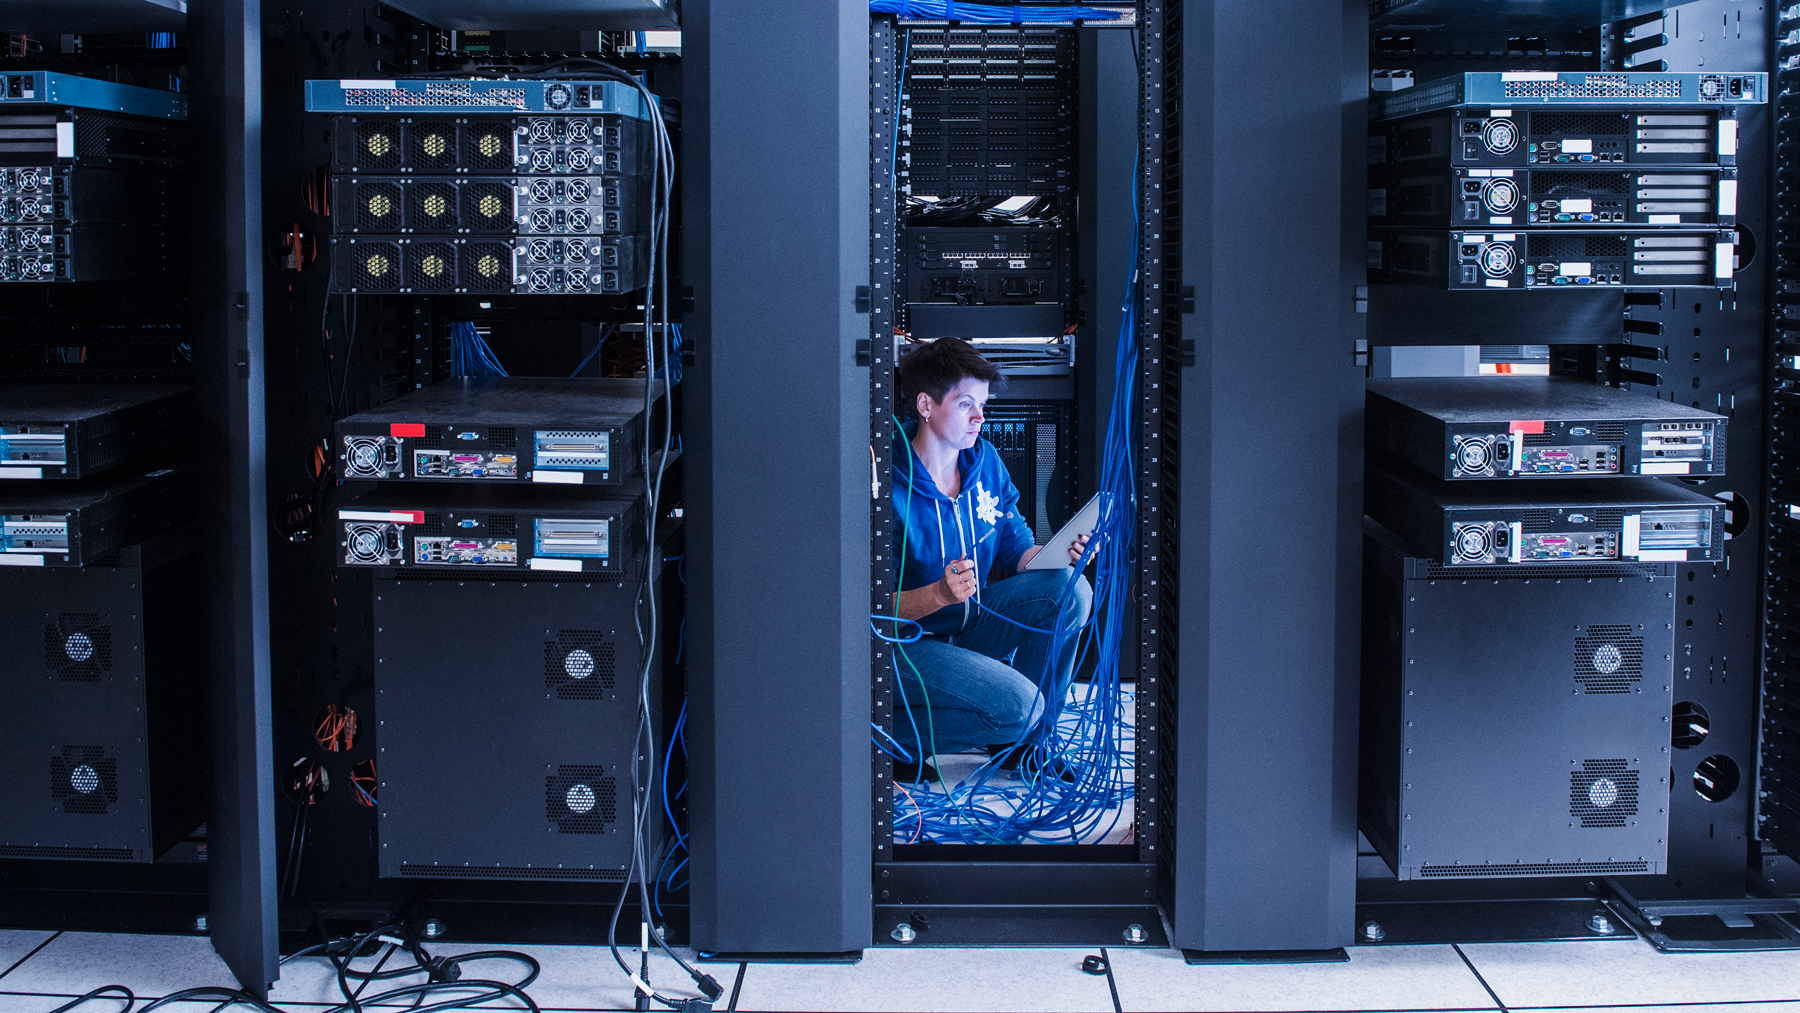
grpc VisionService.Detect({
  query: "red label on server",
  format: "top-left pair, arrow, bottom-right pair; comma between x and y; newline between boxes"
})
390,423 -> 426,438
1508,420 -> 1545,434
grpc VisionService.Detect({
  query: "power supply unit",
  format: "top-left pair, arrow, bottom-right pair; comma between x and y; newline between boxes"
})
0,72 -> 188,121
334,377 -> 659,486
1360,519 -> 1674,881
0,528 -> 206,863
1366,460 -> 1724,567
1372,106 -> 1746,174
1372,72 -> 1769,122
1368,228 -> 1735,289
0,166 -> 182,225
329,174 -> 651,235
336,481 -> 645,577
324,114 -> 654,177
371,571 -> 659,882
0,383 -> 192,481
1366,376 -> 1726,480
0,223 -> 177,282
0,461 -> 192,568
327,233 -> 648,295
1370,166 -> 1735,229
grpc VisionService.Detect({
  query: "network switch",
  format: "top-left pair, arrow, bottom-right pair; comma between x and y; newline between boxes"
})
1368,229 -> 1734,289
336,482 -> 644,577
1373,107 -> 1743,173
325,114 -> 654,177
0,72 -> 188,120
327,233 -> 647,295
1366,460 -> 1724,566
903,227 -> 1068,308
0,167 -> 182,225
330,174 -> 651,235
334,377 -> 658,486
305,78 -> 654,117
0,462 -> 191,568
0,223 -> 177,282
1360,519 -> 1672,881
1366,376 -> 1726,480
1,384 -> 192,481
1370,167 -> 1735,229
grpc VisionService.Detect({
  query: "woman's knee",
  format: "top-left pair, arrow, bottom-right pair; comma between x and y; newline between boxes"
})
991,675 -> 1046,741
1062,573 -> 1093,626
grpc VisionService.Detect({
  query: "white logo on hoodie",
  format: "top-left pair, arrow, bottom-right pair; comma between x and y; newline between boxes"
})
974,481 -> 1000,526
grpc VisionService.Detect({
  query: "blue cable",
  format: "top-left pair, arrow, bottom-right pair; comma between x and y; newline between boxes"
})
871,614 -> 925,644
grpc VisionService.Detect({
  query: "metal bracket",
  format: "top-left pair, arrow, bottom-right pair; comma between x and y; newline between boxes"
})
855,338 -> 871,367
855,285 -> 872,314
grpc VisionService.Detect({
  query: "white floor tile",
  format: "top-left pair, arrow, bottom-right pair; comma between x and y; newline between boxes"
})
730,947 -> 1118,1013
1105,943 -> 1500,1012
0,932 -> 57,980
1462,938 -> 1800,1008
0,934 -> 234,1000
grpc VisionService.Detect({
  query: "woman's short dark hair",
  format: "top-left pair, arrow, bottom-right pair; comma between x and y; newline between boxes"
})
897,338 -> 1006,420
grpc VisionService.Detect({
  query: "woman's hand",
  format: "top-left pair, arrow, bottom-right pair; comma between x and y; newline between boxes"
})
936,556 -> 979,608
1066,533 -> 1090,566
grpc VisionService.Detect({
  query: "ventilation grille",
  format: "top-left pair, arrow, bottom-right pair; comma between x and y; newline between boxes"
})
489,427 -> 517,448
50,746 -> 118,814
463,182 -> 514,232
409,121 -> 458,171
487,514 -> 517,538
1531,171 -> 1629,195
466,122 -> 514,171
345,84 -> 525,108
546,765 -> 617,833
545,632 -> 617,699
0,844 -> 135,862
419,425 -> 446,449
409,181 -> 459,230
1419,860 -> 1650,878
417,513 -> 444,536
1571,759 -> 1640,827
395,863 -> 625,882
1530,112 -> 1631,136
1423,562 -> 1661,580
1585,237 -> 1628,258
352,242 -> 402,291
464,242 -> 511,290
1523,433 -> 1555,446
408,242 -> 456,292
355,181 -> 403,230
1574,625 -> 1644,693
1510,74 -> 1680,98
43,613 -> 111,681
1595,422 -> 1627,443
354,121 -> 403,170
1522,510 -> 1557,532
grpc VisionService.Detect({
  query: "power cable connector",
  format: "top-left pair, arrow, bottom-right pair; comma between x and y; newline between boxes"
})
424,956 -> 462,982
692,972 -> 724,1002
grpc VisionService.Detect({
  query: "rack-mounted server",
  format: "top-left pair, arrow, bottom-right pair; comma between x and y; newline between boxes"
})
333,377 -> 657,486
0,73 -> 188,120
0,167 -> 182,225
0,223 -> 177,283
1,384 -> 192,481
336,482 -> 644,577
1370,167 -> 1735,229
0,528 -> 205,863
1360,520 -> 1673,881
1373,72 -> 1769,122
325,115 -> 654,178
329,175 -> 651,235
371,566 -> 658,882
1366,460 -> 1724,567
327,233 -> 647,295
1368,228 -> 1735,289
1366,376 -> 1727,479
0,462 -> 191,567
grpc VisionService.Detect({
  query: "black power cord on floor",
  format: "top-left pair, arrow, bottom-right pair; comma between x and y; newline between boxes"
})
39,922 -> 543,1013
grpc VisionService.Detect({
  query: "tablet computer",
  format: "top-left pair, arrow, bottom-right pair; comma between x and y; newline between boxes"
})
1024,492 -> 1105,570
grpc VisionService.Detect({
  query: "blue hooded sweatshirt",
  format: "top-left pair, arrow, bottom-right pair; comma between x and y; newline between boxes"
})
891,423 -> 1036,637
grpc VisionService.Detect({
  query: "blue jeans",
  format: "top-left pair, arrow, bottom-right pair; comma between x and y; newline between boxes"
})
893,567 -> 1093,761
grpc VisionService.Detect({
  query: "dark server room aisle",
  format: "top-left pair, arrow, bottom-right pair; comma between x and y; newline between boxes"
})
2,927 -> 1800,1012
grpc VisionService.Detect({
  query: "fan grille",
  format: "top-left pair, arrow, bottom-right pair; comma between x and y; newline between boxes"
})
354,121 -> 403,170
463,182 -> 513,232
407,242 -> 456,292
356,181 -> 403,231
545,631 -> 617,699
1570,759 -> 1639,827
409,181 -> 459,231
546,765 -> 617,834
466,122 -> 513,171
43,613 -> 111,681
463,242 -> 511,291
50,746 -> 117,814
408,121 -> 458,170
1573,625 -> 1643,693
353,242 -> 402,292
